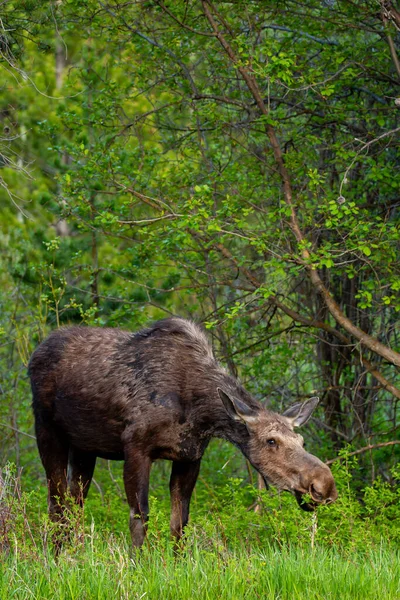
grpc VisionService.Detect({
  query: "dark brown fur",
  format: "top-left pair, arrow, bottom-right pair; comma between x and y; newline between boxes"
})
29,317 -> 337,549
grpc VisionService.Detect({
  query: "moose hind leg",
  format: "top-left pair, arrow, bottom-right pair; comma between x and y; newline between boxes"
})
68,447 -> 96,507
169,459 -> 201,542
35,416 -> 70,554
35,417 -> 69,522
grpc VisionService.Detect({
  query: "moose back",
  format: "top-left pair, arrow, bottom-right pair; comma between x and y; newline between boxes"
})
29,317 -> 337,548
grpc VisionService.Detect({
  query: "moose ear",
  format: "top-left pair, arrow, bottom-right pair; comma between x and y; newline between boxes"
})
282,397 -> 319,427
217,388 -> 260,424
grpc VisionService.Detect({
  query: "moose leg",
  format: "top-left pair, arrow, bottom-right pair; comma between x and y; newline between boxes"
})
68,447 -> 96,507
169,459 -> 201,542
123,450 -> 151,548
35,418 -> 70,554
35,419 -> 69,522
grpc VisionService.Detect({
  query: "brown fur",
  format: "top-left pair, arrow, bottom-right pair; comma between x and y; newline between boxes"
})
29,317 -> 337,549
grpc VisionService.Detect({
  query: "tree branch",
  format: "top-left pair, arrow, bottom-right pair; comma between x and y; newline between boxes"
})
201,0 -> 400,369
207,233 -> 400,401
381,2 -> 400,80
0,422 -> 36,440
268,296 -> 400,400
381,0 -> 400,31
326,440 -> 400,465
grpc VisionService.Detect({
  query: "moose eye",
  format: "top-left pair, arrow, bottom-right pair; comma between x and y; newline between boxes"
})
267,439 -> 276,447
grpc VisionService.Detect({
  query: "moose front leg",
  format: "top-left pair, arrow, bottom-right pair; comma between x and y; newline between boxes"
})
123,450 -> 151,548
169,459 -> 201,542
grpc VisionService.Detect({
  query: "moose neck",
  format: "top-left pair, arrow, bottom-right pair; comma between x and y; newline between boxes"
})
195,370 -> 257,458
211,410 -> 252,458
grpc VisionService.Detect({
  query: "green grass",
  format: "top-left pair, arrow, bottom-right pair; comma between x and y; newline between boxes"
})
1,450 -> 400,599
1,534 -> 399,600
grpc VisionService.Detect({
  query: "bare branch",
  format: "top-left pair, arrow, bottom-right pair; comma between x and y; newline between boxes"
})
0,422 -> 36,440
206,233 -> 400,400
326,440 -> 400,465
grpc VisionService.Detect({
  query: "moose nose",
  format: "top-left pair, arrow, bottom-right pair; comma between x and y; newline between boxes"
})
303,463 -> 338,504
310,483 -> 323,502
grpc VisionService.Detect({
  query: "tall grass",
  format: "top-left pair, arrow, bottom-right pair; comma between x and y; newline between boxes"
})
1,451 -> 400,599
2,533 -> 399,600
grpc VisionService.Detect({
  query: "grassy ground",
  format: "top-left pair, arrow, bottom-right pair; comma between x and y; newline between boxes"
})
2,534 -> 399,600
1,444 -> 400,599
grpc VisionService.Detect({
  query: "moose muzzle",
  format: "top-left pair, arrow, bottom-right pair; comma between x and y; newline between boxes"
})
295,458 -> 338,512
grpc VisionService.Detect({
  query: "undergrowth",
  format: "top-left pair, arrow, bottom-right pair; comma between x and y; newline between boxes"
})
1,537 -> 399,600
1,450 -> 399,599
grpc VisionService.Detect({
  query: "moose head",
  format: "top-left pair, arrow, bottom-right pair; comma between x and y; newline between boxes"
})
218,391 -> 337,510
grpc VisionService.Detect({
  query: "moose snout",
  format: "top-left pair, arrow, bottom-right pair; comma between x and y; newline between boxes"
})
309,475 -> 338,504
298,461 -> 338,509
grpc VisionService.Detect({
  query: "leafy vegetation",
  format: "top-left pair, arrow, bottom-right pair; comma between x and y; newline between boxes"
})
1,455 -> 400,598
0,0 -> 399,596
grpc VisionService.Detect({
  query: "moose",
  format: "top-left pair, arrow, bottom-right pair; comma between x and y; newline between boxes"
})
29,317 -> 337,549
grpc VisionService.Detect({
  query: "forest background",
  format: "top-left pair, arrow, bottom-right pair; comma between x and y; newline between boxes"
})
0,1 -> 400,598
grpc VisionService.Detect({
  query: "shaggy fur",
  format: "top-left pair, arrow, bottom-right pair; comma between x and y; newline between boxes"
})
29,317 -> 337,548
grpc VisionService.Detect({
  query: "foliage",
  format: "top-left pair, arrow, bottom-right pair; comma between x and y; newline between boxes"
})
1,457 -> 400,598
0,2 -> 400,594
1,1 -> 399,456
